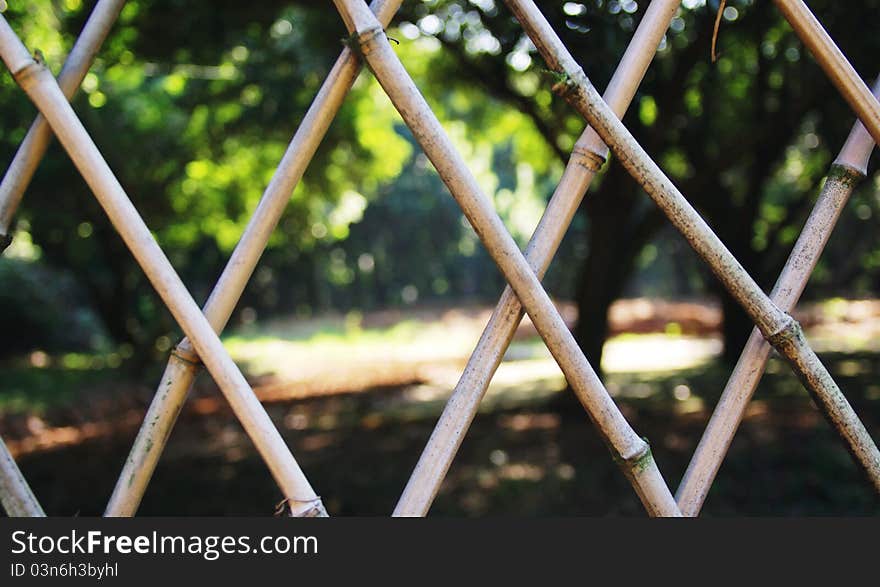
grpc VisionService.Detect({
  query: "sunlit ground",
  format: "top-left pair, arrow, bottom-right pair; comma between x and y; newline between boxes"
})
2,299 -> 880,516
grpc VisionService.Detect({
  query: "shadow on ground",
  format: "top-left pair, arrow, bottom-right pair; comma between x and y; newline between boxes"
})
8,350 -> 880,516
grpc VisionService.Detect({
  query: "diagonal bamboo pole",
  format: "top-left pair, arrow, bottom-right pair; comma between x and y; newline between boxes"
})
773,0 -> 880,146
0,435 -> 44,517
0,15 -> 326,517
0,0 -> 125,250
502,0 -> 880,492
676,79 -> 880,516
104,0 -> 402,517
334,0 -> 681,517
394,0 -> 682,517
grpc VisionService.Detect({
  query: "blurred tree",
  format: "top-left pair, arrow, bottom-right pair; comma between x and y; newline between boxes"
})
394,0 -> 880,371
0,0 -> 413,360
2,0 -> 880,375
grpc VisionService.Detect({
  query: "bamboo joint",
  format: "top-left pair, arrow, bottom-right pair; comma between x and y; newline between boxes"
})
569,144 -> 606,172
10,57 -> 42,87
826,163 -> 864,188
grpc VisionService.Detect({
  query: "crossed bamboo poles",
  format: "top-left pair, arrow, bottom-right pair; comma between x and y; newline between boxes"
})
394,0 -> 683,517
0,15 -> 327,517
676,94 -> 880,515
0,0 -> 402,517
2,0 -> 878,517
395,0 -> 880,515
1,0 -> 683,518
121,0 -> 681,516
500,0 -> 880,498
335,0 -> 681,516
2,0 -> 682,517
103,0 -> 403,517
394,0 -> 880,515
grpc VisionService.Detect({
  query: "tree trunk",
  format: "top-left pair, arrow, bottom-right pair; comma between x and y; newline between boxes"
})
718,286 -> 754,364
574,222 -> 625,381
572,167 -> 663,382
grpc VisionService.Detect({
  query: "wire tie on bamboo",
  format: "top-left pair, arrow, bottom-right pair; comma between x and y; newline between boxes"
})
170,343 -> 202,368
765,313 -> 801,348
343,27 -> 385,60
285,496 -> 327,518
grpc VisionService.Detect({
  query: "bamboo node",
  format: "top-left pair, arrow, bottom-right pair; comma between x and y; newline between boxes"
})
826,163 -> 863,189
632,437 -> 654,473
570,144 -> 606,172
614,436 -> 652,472
10,57 -> 44,88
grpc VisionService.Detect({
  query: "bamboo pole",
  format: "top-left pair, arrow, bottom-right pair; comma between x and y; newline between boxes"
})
334,0 -> 681,517
676,79 -> 880,516
0,16 -> 326,517
773,0 -> 880,146
0,436 -> 45,517
103,0 -> 402,517
394,0 -> 682,517
0,0 -> 125,250
502,0 -> 880,491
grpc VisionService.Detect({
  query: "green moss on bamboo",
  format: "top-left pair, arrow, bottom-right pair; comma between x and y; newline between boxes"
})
826,163 -> 864,189
611,437 -> 654,473
543,68 -> 576,95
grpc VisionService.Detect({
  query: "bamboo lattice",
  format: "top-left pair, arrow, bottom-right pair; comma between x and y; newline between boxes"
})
0,0 -> 878,517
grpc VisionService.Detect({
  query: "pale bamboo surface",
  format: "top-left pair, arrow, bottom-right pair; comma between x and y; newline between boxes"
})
104,0 -> 402,518
0,15 -> 325,517
503,0 -> 880,493
676,81 -> 880,515
0,0 -> 125,239
0,435 -> 44,517
773,0 -> 880,145
394,0 -> 682,517
334,0 -> 681,517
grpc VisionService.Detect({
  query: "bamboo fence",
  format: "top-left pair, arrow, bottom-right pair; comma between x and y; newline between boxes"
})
0,0 -> 877,517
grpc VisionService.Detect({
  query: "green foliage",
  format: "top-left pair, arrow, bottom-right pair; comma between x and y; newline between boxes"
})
3,0 -> 880,363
